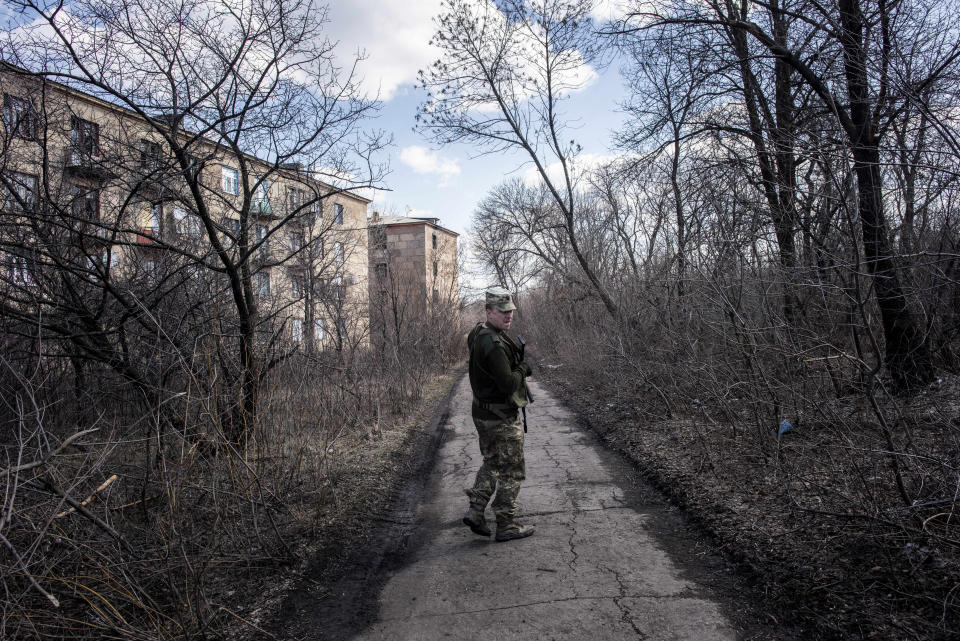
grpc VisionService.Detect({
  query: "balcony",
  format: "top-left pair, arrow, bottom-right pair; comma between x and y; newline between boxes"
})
251,246 -> 278,266
253,198 -> 277,219
72,221 -> 112,245
136,227 -> 159,246
64,147 -> 116,181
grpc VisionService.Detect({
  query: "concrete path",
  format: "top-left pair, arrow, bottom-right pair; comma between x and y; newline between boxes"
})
349,376 -> 744,641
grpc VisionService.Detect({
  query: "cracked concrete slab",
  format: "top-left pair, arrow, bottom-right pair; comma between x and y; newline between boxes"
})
348,376 -> 742,640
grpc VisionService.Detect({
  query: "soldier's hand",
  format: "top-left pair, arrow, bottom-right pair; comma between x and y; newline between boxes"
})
518,362 -> 532,378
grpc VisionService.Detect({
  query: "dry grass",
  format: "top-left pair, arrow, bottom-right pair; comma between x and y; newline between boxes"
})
0,347 -> 462,641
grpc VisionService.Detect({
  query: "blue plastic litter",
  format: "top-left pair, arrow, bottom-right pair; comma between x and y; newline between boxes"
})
774,419 -> 793,436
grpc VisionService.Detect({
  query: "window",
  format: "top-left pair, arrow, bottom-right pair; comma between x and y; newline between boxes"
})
372,227 -> 387,251
288,187 -> 319,221
70,117 -> 99,162
221,166 -> 239,195
140,202 -> 163,241
185,154 -> 204,182
255,271 -> 271,296
254,178 -> 271,214
375,262 -> 387,280
150,203 -> 163,232
288,187 -> 303,214
333,241 -> 344,264
290,272 -> 304,298
102,248 -> 120,270
3,94 -> 38,140
289,231 -> 303,253
333,202 -> 344,224
432,232 -> 437,250
255,224 -> 269,257
83,250 -> 118,280
140,139 -> 161,171
174,205 -> 202,238
291,318 -> 303,343
3,172 -> 38,212
313,318 -> 326,341
71,184 -> 99,221
224,218 -> 241,240
433,262 -> 438,278
329,274 -> 345,301
8,254 -> 34,285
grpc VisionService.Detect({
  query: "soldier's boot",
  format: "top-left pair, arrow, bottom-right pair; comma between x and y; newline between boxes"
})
462,506 -> 491,537
495,520 -> 535,542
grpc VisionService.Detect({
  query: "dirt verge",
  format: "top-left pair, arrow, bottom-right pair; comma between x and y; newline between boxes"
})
231,369 -> 463,641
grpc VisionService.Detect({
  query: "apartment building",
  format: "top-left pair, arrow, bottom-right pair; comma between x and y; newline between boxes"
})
368,212 -> 459,327
0,66 -> 370,352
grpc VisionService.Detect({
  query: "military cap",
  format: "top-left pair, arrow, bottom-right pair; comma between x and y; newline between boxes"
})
485,286 -> 517,312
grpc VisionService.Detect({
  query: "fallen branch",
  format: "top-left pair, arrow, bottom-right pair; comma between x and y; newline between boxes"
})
111,494 -> 159,511
0,531 -> 60,608
2,428 -> 100,475
55,474 -> 119,518
34,478 -> 134,554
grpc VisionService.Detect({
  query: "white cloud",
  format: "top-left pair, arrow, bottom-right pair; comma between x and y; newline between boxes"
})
415,0 -> 599,115
326,0 -> 444,101
400,146 -> 461,182
590,0 -> 633,22
328,0 -> 600,105
405,206 -> 437,218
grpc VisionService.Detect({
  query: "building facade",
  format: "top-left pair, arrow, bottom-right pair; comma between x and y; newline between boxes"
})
367,212 -> 459,346
1,66 -> 369,353
368,213 -> 459,305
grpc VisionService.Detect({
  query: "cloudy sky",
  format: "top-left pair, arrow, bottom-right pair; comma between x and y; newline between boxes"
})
326,0 -> 629,279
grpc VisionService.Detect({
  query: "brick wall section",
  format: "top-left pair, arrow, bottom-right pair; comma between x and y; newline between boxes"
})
368,215 -> 459,311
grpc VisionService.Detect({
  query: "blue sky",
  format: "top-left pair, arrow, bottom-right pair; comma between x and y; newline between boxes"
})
327,0 -> 630,277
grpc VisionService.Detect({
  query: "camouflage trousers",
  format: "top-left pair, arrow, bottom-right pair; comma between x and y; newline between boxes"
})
465,409 -> 526,525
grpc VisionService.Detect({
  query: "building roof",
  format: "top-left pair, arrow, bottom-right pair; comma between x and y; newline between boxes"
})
370,214 -> 459,236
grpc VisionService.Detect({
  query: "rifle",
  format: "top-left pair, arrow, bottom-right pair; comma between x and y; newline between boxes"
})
517,335 -> 533,433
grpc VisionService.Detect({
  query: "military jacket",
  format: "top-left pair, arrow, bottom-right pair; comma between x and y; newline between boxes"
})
467,322 -> 530,416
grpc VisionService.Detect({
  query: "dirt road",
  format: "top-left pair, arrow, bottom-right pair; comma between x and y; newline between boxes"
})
339,375 -> 778,641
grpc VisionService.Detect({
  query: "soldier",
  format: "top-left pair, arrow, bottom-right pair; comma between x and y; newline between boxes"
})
463,286 -> 534,542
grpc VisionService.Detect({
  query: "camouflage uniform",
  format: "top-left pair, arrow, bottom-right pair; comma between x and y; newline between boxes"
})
465,289 -> 532,534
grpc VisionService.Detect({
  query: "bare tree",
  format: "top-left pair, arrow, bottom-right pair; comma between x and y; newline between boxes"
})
471,177 -> 564,292
609,0 -> 960,391
418,0 -> 619,317
1,0 -> 385,442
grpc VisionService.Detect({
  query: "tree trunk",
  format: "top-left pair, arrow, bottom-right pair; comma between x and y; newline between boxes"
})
727,0 -> 798,324
839,0 -> 932,391
670,132 -> 687,299
852,148 -> 932,391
